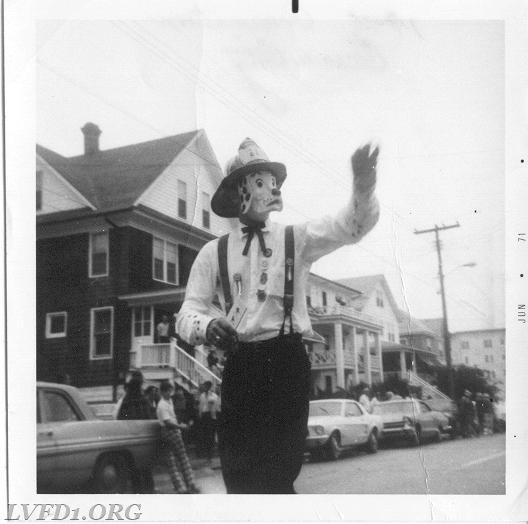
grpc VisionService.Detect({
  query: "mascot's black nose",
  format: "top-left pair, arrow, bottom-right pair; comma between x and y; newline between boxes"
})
272,188 -> 281,196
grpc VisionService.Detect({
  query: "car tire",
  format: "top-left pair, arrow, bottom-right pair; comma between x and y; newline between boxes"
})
434,425 -> 442,443
325,432 -> 342,461
366,430 -> 378,454
92,454 -> 137,494
410,426 -> 421,447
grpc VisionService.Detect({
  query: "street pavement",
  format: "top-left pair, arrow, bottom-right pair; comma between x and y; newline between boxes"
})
153,433 -> 505,494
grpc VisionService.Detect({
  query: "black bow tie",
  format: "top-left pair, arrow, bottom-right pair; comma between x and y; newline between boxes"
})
241,223 -> 267,256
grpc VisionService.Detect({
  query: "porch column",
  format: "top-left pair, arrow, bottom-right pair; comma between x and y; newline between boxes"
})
377,332 -> 383,382
334,322 -> 345,389
351,326 -> 359,385
411,350 -> 417,374
364,330 -> 371,386
400,350 -> 407,379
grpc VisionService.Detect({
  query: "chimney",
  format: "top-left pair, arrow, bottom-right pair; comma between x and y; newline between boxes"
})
81,122 -> 102,155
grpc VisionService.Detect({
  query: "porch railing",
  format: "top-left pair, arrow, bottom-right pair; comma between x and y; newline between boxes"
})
174,343 -> 222,390
132,344 -> 171,368
408,371 -> 450,400
309,304 -> 381,327
308,350 -> 336,366
132,342 -> 222,390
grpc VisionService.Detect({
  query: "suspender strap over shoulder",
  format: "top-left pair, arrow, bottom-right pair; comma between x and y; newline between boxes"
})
218,234 -> 232,314
218,227 -> 295,334
281,225 -> 295,335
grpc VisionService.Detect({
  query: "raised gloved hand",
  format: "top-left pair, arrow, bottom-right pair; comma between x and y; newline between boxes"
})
351,142 -> 379,195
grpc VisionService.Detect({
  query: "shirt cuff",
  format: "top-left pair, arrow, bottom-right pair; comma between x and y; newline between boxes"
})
187,312 -> 215,346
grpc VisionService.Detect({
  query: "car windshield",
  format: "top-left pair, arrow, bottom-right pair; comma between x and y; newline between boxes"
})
309,402 -> 342,417
372,402 -> 417,416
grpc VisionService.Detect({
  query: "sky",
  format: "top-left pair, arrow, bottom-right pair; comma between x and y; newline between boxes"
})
36,18 -> 505,332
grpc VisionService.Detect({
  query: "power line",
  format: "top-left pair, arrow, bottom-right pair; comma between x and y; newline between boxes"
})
113,21 -> 423,231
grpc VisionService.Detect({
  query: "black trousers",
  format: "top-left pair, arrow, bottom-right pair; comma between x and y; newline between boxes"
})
199,413 -> 217,459
218,333 -> 311,494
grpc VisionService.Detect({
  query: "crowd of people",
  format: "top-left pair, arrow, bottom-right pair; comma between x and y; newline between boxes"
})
352,385 -> 500,438
458,389 -> 496,438
114,370 -> 221,493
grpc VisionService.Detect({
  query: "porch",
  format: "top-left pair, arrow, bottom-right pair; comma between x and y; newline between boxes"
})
309,306 -> 384,392
129,340 -> 221,391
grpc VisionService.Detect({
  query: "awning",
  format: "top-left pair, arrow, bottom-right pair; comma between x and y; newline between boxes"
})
118,288 -> 186,306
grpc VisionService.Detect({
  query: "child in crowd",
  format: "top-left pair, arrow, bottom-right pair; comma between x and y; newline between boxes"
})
156,380 -> 200,494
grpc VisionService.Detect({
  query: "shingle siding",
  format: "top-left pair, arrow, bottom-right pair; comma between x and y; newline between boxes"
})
37,231 -> 133,387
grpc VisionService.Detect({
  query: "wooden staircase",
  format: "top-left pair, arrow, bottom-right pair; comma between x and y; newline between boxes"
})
132,340 -> 222,392
407,371 -> 450,400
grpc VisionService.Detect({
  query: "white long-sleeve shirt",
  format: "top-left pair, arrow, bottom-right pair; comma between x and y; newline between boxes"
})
176,191 -> 379,344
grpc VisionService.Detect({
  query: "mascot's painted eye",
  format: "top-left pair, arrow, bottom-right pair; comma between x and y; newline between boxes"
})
256,179 -> 264,188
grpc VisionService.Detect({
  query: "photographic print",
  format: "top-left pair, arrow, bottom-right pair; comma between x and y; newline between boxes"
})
4,0 -> 528,522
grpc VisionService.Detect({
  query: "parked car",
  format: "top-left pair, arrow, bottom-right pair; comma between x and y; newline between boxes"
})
372,399 -> 451,445
422,397 -> 459,438
37,382 -> 160,493
306,399 -> 382,460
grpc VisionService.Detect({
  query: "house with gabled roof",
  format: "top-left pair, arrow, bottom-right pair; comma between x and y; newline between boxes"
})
305,273 -> 384,393
337,275 -> 449,399
37,123 -> 235,401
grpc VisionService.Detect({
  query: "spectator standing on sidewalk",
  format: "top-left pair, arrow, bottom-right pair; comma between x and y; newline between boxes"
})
358,387 -> 371,413
157,380 -> 200,494
481,393 -> 494,435
116,371 -> 155,492
459,389 -> 477,438
198,381 -> 220,466
144,385 -> 160,420
117,371 -> 153,421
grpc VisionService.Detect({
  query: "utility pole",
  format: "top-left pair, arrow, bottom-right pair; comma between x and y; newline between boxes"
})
414,222 -> 460,400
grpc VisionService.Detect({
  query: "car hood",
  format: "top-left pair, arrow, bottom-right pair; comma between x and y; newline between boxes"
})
308,415 -> 339,426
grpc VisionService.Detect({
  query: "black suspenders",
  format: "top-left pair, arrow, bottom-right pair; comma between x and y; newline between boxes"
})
218,234 -> 232,314
280,225 -> 295,336
217,226 -> 295,335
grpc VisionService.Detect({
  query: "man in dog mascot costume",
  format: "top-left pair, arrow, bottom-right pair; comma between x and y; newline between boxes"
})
177,138 -> 380,493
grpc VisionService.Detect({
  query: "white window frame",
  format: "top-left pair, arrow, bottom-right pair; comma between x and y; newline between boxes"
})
90,307 -> 114,360
177,180 -> 187,219
152,236 -> 179,285
45,311 -> 67,338
89,231 -> 109,278
132,306 -> 153,338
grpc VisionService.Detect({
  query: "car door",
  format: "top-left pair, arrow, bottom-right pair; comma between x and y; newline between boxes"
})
417,401 -> 436,436
37,389 -> 58,491
344,401 -> 369,444
39,387 -> 92,491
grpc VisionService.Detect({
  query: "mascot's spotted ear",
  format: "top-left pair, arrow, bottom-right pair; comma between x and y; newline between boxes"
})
238,176 -> 253,215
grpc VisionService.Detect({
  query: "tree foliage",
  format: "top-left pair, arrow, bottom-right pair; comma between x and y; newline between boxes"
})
429,365 -> 499,400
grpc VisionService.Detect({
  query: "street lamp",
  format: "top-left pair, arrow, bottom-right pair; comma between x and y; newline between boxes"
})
439,262 -> 476,400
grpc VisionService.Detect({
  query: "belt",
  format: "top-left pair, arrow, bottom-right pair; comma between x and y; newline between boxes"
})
238,332 -> 302,351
